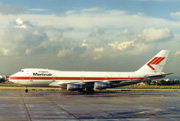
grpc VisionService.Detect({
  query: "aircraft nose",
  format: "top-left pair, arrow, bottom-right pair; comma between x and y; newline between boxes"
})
8,74 -> 17,83
8,75 -> 13,82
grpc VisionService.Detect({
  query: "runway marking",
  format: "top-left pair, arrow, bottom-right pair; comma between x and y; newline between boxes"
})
43,94 -> 80,120
20,92 -> 32,121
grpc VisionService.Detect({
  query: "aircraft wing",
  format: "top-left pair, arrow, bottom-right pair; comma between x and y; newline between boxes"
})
49,80 -> 81,86
49,80 -> 115,86
49,78 -> 139,88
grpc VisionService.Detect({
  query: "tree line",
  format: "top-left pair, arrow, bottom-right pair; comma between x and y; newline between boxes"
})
146,80 -> 180,86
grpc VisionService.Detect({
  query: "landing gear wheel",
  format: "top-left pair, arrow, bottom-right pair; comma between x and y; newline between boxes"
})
87,90 -> 95,94
85,88 -> 95,94
78,89 -> 84,94
25,89 -> 28,93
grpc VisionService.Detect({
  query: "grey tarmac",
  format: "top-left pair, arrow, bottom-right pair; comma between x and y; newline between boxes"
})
0,90 -> 180,121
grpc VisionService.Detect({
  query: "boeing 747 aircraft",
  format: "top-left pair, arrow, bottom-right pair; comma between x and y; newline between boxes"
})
8,50 -> 172,93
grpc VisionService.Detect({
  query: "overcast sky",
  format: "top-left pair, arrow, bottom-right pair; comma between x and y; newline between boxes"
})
0,0 -> 180,76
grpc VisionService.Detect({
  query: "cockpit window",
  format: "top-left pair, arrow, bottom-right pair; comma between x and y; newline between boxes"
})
20,70 -> 24,72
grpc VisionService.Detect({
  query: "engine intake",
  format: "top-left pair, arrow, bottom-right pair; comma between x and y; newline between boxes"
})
67,84 -> 84,91
94,82 -> 109,89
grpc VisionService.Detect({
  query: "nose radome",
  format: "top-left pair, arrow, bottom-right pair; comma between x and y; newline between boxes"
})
8,74 -> 17,83
8,75 -> 14,82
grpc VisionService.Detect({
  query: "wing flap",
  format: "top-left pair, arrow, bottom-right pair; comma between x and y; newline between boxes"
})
49,80 -> 82,86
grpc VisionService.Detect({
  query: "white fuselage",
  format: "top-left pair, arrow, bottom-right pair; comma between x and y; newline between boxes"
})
8,68 -> 144,87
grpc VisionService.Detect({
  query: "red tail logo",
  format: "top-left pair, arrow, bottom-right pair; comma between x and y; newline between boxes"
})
147,57 -> 165,70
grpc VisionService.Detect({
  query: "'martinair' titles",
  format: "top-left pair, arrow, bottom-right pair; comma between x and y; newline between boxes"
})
33,73 -> 52,76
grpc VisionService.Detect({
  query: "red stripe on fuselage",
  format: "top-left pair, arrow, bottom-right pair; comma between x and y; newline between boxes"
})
9,76 -> 144,81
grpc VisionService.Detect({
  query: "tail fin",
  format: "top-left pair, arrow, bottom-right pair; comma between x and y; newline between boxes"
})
136,50 -> 169,74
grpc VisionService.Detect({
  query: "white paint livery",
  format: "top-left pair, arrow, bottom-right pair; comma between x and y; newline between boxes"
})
8,50 -> 172,93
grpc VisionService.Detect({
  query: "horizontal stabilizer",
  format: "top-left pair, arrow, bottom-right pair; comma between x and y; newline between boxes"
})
144,73 -> 173,80
145,73 -> 173,78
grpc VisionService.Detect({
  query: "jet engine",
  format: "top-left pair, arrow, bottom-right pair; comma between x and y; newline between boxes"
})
94,82 -> 109,89
67,84 -> 84,91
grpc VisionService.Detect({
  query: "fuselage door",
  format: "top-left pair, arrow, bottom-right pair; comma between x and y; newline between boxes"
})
24,70 -> 32,82
30,71 -> 33,82
81,76 -> 84,82
53,76 -> 56,82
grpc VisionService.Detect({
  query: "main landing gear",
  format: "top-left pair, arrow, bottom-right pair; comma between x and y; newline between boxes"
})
78,88 -> 95,94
